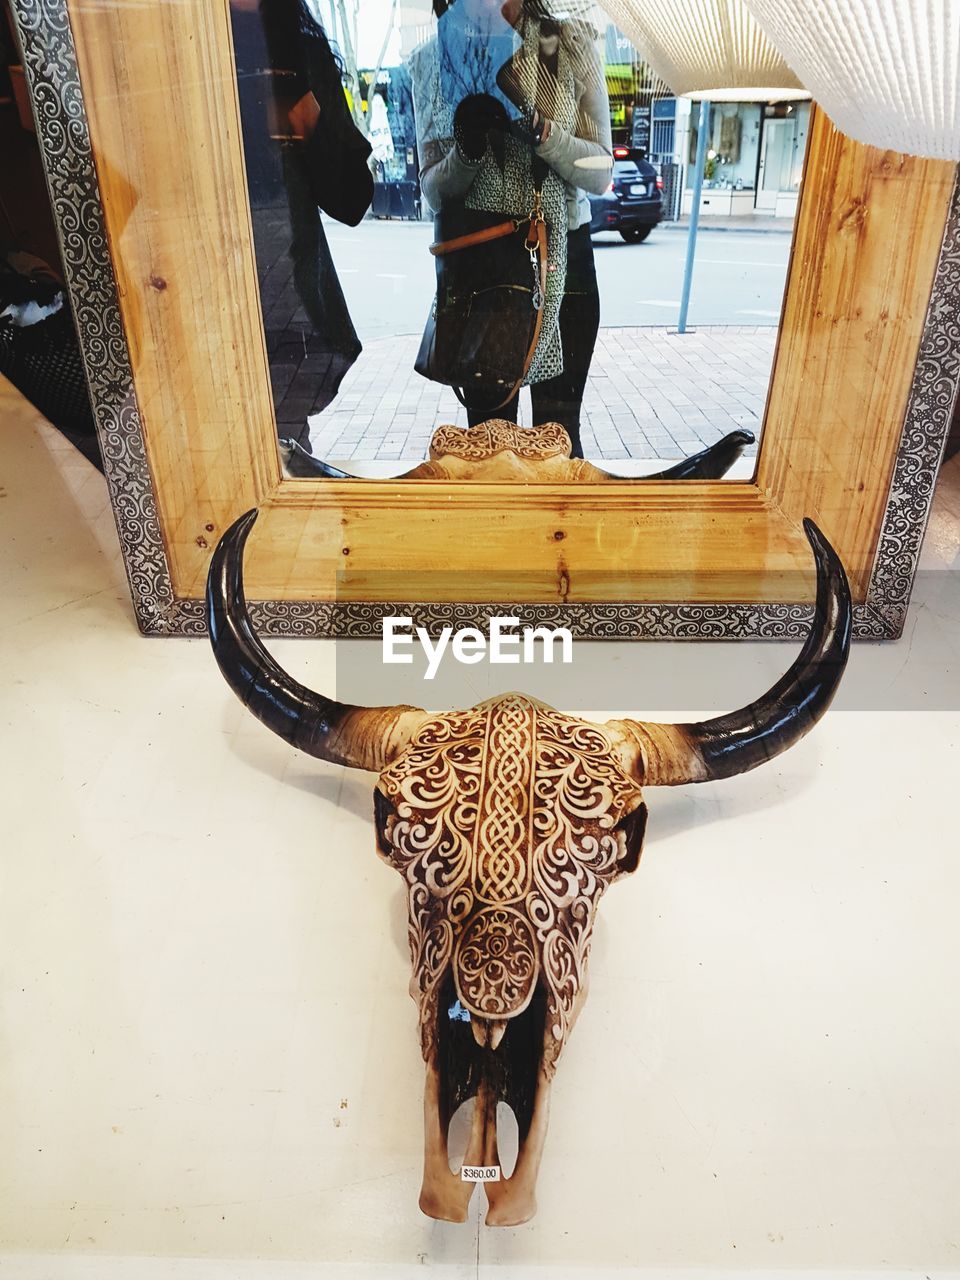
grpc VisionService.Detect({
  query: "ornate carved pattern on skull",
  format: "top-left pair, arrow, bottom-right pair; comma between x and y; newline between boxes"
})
475,695 -> 535,905
376,695 -> 645,1069
454,907 -> 539,1018
429,420 -> 572,462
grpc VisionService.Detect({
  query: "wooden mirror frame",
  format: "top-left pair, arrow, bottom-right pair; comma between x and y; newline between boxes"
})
11,0 -> 960,640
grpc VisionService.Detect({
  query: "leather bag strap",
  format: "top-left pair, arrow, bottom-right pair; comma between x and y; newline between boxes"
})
430,219 -> 519,256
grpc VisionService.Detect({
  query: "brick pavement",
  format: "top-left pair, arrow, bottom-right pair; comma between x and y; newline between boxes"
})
305,325 -> 774,464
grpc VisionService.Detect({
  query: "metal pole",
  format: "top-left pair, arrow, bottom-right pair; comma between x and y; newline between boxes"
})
677,97 -> 710,335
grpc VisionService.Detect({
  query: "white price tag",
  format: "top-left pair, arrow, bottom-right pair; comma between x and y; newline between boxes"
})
461,1164 -> 501,1182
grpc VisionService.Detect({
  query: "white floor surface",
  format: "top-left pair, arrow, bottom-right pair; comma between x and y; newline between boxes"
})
2,376 -> 960,1278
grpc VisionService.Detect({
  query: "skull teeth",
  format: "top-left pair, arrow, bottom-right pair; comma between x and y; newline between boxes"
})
471,1017 -> 508,1051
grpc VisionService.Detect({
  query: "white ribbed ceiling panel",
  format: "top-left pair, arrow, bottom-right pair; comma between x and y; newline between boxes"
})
743,0 -> 960,158
597,0 -> 806,99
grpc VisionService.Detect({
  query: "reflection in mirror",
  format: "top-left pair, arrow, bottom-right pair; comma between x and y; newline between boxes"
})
229,0 -> 373,450
278,422 -> 755,481
228,1 -> 810,480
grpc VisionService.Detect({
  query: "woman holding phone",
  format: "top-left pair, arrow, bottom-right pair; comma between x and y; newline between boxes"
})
411,0 -> 612,457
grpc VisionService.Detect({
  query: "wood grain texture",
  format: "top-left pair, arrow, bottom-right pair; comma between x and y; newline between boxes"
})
64,5 -> 955,606
759,114 -> 955,594
66,0 -> 280,581
242,484 -> 806,603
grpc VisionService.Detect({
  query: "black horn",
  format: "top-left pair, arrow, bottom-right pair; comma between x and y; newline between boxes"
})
623,519 -> 851,785
279,439 -> 355,479
279,439 -> 424,481
641,430 -> 755,481
206,510 -> 424,771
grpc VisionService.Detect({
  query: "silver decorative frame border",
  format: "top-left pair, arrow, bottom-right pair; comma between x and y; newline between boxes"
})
12,0 -> 960,641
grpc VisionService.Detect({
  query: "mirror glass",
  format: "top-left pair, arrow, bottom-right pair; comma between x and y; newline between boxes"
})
229,0 -> 810,481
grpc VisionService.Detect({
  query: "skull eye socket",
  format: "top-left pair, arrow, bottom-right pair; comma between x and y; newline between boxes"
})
374,787 -> 397,857
615,802 -> 648,876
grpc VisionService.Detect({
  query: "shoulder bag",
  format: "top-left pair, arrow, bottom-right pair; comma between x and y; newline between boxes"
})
414,187 -> 548,413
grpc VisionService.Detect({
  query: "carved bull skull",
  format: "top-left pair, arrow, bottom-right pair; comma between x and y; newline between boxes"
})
207,511 -> 850,1226
280,420 -> 755,483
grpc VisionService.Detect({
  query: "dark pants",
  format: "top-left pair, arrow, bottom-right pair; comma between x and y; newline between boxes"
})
251,141 -> 363,450
466,223 -> 600,458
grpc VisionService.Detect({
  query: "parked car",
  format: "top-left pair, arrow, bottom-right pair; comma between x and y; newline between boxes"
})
588,148 -> 663,243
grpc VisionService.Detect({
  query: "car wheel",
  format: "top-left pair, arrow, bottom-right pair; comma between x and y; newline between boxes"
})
620,226 -> 653,243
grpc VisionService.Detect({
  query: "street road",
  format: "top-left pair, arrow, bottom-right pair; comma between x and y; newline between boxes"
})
323,215 -> 793,341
